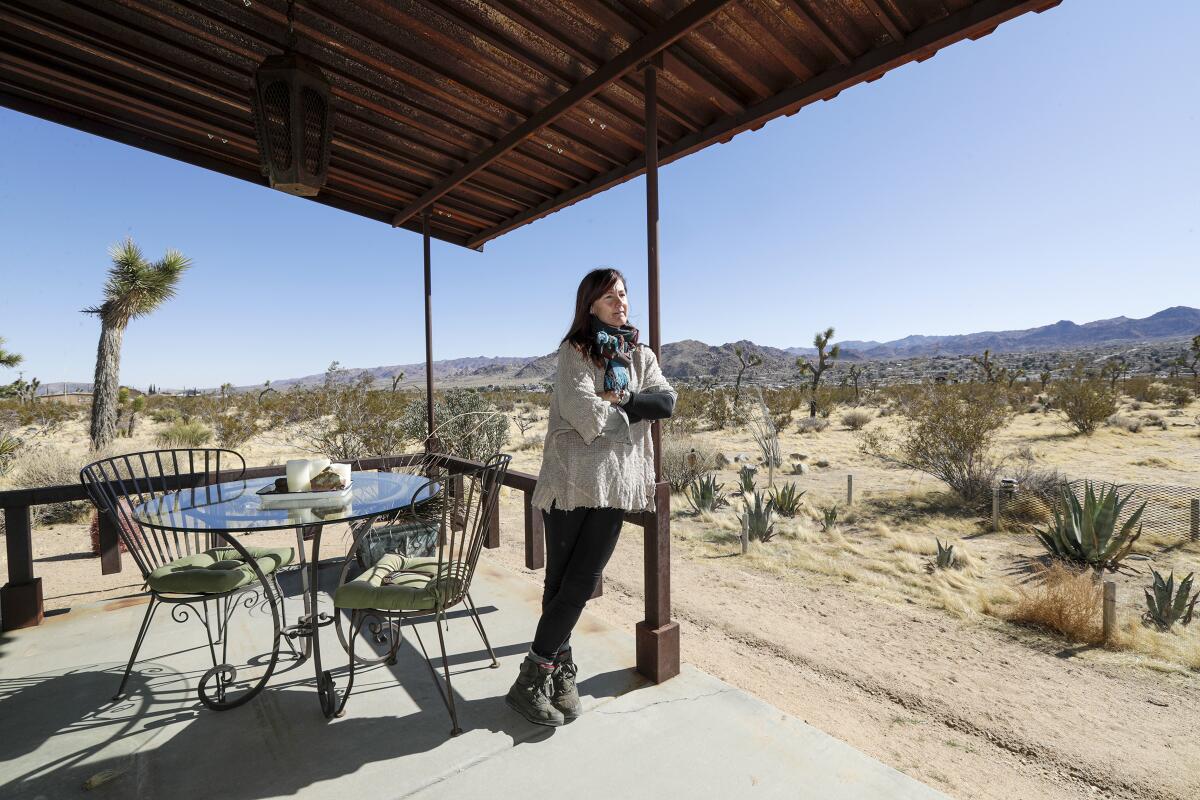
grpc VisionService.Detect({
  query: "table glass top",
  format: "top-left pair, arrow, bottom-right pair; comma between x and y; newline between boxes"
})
132,471 -> 438,532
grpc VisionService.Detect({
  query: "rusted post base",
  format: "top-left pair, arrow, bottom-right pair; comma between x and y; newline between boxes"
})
636,619 -> 680,684
1,578 -> 44,631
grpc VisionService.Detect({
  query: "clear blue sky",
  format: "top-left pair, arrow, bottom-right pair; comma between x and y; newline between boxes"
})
1,0 -> 1196,390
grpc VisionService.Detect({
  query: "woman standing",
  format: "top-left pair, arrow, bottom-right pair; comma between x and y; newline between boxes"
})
506,268 -> 676,727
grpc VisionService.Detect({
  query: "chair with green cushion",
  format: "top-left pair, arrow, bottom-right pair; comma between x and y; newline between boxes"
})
80,448 -> 293,710
332,453 -> 511,735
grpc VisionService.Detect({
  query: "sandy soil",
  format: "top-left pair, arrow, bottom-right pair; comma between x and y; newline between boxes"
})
3,401 -> 1200,799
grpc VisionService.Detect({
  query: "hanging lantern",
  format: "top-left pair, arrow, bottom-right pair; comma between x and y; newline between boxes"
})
252,46 -> 332,197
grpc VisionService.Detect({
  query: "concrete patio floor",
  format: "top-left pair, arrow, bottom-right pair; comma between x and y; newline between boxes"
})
0,559 -> 950,800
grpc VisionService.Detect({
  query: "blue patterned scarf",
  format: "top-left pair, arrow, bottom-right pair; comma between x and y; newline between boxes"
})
589,314 -> 638,393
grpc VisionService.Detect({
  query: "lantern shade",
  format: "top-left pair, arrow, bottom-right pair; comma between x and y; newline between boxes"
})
252,52 -> 332,197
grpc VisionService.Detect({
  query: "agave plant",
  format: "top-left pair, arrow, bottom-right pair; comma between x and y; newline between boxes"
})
934,538 -> 956,570
737,464 -> 757,494
686,474 -> 729,514
1035,481 -> 1145,570
1143,569 -> 1198,631
738,490 -> 776,542
768,481 -> 806,518
820,504 -> 839,532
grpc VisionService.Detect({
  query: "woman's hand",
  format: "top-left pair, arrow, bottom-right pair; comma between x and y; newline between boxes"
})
598,390 -> 622,404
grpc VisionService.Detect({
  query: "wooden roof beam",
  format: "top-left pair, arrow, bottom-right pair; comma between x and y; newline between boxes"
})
466,0 -> 1061,248
391,0 -> 735,228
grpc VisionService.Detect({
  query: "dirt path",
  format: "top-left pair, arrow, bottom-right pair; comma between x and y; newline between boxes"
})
490,497 -> 1200,800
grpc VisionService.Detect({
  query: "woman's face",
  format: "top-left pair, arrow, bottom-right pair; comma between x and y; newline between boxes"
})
590,278 -> 629,327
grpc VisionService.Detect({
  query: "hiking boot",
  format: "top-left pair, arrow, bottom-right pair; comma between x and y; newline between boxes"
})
505,656 -> 565,727
551,652 -> 582,722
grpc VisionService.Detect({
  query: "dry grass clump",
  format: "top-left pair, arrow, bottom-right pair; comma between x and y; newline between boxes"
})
1110,618 -> 1200,671
796,417 -> 829,434
1007,562 -> 1103,644
1105,414 -> 1143,433
8,444 -> 95,524
840,410 -> 874,431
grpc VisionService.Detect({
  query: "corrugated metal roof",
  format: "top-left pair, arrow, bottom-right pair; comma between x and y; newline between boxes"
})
0,0 -> 1060,249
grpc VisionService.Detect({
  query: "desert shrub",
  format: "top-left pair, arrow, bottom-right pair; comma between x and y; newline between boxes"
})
1124,376 -> 1164,404
1168,385 -> 1193,408
762,386 -> 803,430
1008,562 -> 1103,644
205,401 -> 260,449
662,438 -> 718,493
704,387 -> 745,430
796,417 -> 828,434
841,409 -> 873,431
1035,481 -> 1144,570
149,405 -> 181,424
1054,368 -> 1117,435
738,490 -> 776,542
1105,414 -> 1142,433
155,420 -> 213,448
10,445 -> 92,524
768,481 -> 805,518
664,387 -> 704,436
685,474 -> 728,513
0,431 -> 22,477
17,401 -> 78,432
400,389 -> 509,462
1143,569 -> 1198,631
737,464 -> 757,493
859,384 -> 1009,503
746,391 -> 782,469
287,368 -> 412,460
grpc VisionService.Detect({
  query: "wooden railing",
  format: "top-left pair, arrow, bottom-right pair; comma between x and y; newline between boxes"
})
0,452 -> 679,682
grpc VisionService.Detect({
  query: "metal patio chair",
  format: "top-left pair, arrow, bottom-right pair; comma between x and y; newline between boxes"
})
331,453 -> 511,735
80,448 -> 294,710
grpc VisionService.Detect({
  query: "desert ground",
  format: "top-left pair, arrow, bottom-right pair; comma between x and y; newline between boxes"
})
3,395 -> 1199,800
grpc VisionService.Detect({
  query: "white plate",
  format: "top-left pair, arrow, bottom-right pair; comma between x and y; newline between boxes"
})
259,483 -> 353,509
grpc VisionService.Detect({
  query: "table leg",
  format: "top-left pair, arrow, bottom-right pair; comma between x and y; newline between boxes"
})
293,525 -> 313,660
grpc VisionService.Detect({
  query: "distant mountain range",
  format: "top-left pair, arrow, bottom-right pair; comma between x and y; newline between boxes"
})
36,306 -> 1200,394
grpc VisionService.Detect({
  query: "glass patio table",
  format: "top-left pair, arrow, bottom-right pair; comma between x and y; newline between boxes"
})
132,470 -> 439,717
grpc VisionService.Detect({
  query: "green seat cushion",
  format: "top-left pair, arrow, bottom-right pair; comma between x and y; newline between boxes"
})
334,554 -> 468,612
147,546 -> 294,595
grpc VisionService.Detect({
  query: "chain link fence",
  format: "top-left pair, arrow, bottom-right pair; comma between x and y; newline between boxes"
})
994,478 -> 1200,544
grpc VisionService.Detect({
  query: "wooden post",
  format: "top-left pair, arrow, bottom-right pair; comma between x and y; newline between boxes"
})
422,210 -> 436,452
992,487 -> 1001,532
2,505 -> 43,631
98,510 -> 123,574
846,474 -> 854,506
740,511 -> 749,555
523,491 -> 544,570
1103,581 -> 1117,643
483,485 -> 500,550
1191,498 -> 1199,541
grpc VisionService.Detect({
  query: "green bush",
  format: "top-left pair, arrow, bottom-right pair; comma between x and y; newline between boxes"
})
155,419 -> 213,448
400,389 -> 509,462
1054,366 -> 1117,435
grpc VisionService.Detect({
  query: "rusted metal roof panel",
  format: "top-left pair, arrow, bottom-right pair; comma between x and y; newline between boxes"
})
0,0 -> 1061,249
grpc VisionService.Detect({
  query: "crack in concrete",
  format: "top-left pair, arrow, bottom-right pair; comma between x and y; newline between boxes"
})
594,687 -> 736,715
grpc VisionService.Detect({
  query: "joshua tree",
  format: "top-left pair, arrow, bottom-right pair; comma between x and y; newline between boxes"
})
85,238 -> 191,450
796,327 -> 839,417
1186,335 -> 1200,390
1038,370 -> 1052,392
0,337 -> 22,370
731,345 -> 762,411
971,349 -> 998,383
390,370 -> 406,393
846,364 -> 865,405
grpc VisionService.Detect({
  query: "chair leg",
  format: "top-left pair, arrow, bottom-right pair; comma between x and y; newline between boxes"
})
464,592 -> 499,668
114,597 -> 159,701
434,607 -> 463,737
409,610 -> 463,737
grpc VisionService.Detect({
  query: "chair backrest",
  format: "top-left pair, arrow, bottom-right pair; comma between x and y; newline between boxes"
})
79,449 -> 246,581
416,453 -> 510,609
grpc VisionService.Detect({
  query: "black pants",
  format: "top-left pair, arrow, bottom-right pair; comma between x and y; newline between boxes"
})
530,503 -> 625,659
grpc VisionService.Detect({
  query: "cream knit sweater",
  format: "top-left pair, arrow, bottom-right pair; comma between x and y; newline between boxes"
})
531,340 -> 676,513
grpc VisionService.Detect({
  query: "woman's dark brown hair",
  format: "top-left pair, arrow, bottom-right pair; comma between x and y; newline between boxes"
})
561,267 -> 635,368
